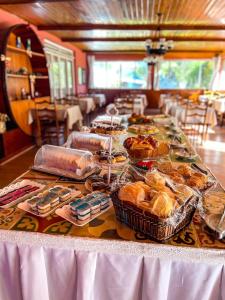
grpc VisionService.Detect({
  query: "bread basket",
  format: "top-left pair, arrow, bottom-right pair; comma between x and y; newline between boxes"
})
111,188 -> 198,242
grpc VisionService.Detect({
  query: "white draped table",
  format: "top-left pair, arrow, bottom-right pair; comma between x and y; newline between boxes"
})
28,104 -> 83,130
78,97 -> 96,114
213,98 -> 225,113
0,230 -> 224,300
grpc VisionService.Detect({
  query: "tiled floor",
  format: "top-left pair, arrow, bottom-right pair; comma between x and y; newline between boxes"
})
0,126 -> 225,189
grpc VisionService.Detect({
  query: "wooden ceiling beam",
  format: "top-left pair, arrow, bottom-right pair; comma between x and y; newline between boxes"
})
0,0 -> 75,4
62,36 -> 225,42
38,23 -> 225,31
85,50 -> 222,54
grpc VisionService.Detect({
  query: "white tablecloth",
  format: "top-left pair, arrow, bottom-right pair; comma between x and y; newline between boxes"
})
78,97 -> 96,114
28,105 -> 83,130
91,94 -> 106,107
0,230 -> 224,300
173,105 -> 217,127
213,98 -> 225,113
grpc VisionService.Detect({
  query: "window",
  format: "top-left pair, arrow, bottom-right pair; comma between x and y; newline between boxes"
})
93,61 -> 148,89
44,40 -> 75,98
159,60 -> 213,89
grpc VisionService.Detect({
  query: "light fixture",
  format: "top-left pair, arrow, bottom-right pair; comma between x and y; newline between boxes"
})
144,13 -> 174,65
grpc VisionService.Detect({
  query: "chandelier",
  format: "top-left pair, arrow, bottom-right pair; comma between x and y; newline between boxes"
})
144,13 -> 174,65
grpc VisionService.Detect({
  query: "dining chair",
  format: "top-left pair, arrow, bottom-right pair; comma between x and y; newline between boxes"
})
181,100 -> 209,144
34,99 -> 68,146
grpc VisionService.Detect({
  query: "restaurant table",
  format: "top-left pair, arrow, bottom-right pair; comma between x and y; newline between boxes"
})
28,104 -> 83,130
0,121 -> 225,300
173,105 -> 218,127
115,98 -> 145,114
90,94 -> 106,107
78,97 -> 96,114
163,99 -> 218,127
212,98 -> 225,113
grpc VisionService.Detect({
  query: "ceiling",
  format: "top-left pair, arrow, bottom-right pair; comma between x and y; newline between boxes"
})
1,0 -> 225,53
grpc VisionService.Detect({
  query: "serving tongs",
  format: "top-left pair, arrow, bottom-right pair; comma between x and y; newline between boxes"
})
191,163 -> 208,175
215,204 -> 225,233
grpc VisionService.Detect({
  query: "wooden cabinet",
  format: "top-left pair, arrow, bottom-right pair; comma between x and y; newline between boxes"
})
0,24 -> 50,160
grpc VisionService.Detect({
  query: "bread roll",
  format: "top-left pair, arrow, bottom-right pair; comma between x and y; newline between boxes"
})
145,172 -> 166,188
150,192 -> 177,218
118,183 -> 145,204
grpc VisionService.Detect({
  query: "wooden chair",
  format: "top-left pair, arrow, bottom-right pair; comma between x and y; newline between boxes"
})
181,100 -> 209,144
34,99 -> 68,146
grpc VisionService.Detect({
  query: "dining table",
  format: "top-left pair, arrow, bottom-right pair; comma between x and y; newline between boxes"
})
28,104 -> 83,130
160,97 -> 218,127
77,97 -> 96,114
0,116 -> 224,300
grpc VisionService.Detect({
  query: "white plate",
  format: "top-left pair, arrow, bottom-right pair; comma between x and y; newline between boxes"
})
17,190 -> 81,218
55,202 -> 112,227
0,180 -> 45,209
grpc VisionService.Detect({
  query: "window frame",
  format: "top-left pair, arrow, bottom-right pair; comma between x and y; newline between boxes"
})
93,60 -> 148,90
44,40 -> 75,99
158,58 -> 214,90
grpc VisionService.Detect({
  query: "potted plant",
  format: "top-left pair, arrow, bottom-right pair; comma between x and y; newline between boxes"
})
0,113 -> 9,134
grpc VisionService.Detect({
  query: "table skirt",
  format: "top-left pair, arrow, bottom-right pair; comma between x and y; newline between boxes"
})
0,230 -> 224,300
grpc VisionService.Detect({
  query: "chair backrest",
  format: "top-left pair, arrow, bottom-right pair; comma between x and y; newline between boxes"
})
34,99 -> 60,133
184,100 -> 209,125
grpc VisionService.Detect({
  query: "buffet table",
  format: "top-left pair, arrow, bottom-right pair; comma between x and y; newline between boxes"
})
0,116 -> 225,300
0,167 -> 225,300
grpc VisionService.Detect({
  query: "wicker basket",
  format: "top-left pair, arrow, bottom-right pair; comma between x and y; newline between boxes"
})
111,190 -> 199,241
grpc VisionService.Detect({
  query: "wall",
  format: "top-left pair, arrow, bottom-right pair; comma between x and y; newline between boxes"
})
0,9 -> 87,94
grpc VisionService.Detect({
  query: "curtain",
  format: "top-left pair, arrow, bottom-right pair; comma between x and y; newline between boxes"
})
87,55 -> 95,88
154,61 -> 160,90
147,64 -> 153,89
210,55 -> 222,90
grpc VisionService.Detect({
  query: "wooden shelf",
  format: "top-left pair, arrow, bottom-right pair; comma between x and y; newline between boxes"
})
7,45 -> 45,58
35,75 -> 49,79
7,73 -> 29,79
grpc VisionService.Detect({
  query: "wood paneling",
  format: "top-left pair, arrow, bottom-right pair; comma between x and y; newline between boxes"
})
2,128 -> 33,157
1,0 -> 225,52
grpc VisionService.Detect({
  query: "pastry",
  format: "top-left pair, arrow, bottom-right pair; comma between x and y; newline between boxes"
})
128,113 -> 154,124
123,135 -> 169,159
177,165 -> 193,177
118,183 -> 145,204
149,192 -> 177,218
90,124 -> 126,135
0,180 -> 43,207
95,150 -> 128,164
128,124 -> 159,135
145,172 -> 166,188
187,172 -> 207,189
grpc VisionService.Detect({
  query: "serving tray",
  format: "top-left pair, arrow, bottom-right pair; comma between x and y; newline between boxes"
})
18,190 -> 81,218
55,201 -> 112,226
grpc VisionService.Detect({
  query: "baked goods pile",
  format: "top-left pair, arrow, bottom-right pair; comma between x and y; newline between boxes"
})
34,145 -> 96,177
69,192 -> 111,225
90,124 -> 126,135
0,180 -> 44,207
156,161 -> 211,190
66,132 -> 110,152
27,185 -> 72,215
123,135 -> 169,159
128,113 -> 154,124
95,150 -> 128,164
118,172 -> 192,218
128,124 -> 159,135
